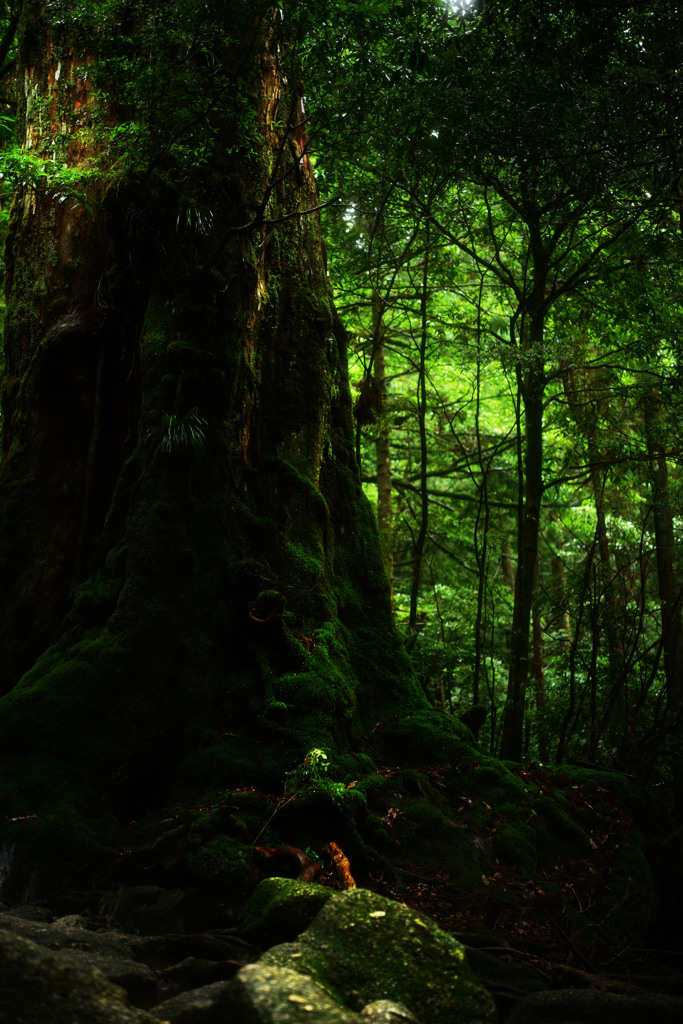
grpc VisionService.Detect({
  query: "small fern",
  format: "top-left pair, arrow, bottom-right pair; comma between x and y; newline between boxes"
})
157,408 -> 208,460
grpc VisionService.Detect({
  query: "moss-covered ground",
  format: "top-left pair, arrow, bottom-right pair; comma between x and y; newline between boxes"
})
1,711 -> 674,985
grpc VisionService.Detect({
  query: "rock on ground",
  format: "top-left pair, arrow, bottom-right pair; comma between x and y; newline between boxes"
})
0,928 -> 159,1024
259,886 -> 497,1024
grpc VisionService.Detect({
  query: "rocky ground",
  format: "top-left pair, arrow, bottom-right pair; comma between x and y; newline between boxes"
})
2,748 -> 682,1023
1,874 -> 683,1024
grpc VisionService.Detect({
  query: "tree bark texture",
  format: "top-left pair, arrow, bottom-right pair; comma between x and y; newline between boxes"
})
405,228 -> 430,653
0,4 -> 420,819
500,310 -> 545,761
531,556 -> 549,763
372,298 -> 394,608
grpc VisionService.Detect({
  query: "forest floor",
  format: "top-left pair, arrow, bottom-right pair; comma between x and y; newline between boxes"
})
4,758 -> 683,1024
370,761 -> 683,997
382,871 -> 683,992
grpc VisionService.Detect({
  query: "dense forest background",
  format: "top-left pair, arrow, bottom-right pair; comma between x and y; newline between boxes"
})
1,0 -> 682,796
295,0 -> 683,778
2,8 -> 683,1010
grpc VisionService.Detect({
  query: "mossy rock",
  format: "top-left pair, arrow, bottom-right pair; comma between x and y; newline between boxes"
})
392,799 -> 493,888
360,1002 -> 419,1024
367,709 -> 473,767
531,795 -> 592,860
493,821 -> 538,878
0,928 -> 158,1024
226,962 -> 363,1023
186,834 -> 255,902
260,887 -> 497,1024
459,759 -> 594,870
460,758 -> 537,826
238,877 -> 335,945
582,836 -> 658,953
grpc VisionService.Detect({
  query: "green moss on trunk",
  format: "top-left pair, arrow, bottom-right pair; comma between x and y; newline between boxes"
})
0,4 -> 424,875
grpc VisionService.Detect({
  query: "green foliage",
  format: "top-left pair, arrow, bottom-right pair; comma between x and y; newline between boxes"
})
251,748 -> 349,845
284,748 -> 347,804
307,0 -> 683,775
42,0 -> 263,178
156,407 -> 208,461
1,0 -> 682,913
0,149 -> 100,207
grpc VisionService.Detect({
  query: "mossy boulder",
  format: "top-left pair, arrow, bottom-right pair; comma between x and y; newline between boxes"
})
367,709 -> 474,767
388,785 -> 494,889
0,928 -> 158,1024
492,821 -> 538,878
223,962 -> 364,1023
359,1003 -> 419,1023
259,887 -> 497,1024
238,877 -> 336,944
149,980 -> 236,1022
155,975 -> 424,1024
0,911 -> 158,1003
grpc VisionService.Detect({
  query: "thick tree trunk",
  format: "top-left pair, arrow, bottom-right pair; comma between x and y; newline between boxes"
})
0,4 -> 420,823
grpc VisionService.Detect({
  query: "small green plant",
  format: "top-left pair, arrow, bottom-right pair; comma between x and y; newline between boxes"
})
253,748 -> 346,844
284,748 -> 346,803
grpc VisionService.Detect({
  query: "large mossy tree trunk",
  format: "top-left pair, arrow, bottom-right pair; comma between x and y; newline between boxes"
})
0,3 -> 422,826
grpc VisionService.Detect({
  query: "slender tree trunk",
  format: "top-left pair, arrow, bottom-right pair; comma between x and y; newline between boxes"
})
406,222 -> 430,652
373,298 -> 394,608
531,556 -> 549,762
471,276 -> 491,708
472,473 -> 490,709
472,336 -> 493,708
582,470 -> 627,760
500,308 -> 545,760
593,469 -> 625,668
553,550 -> 571,655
